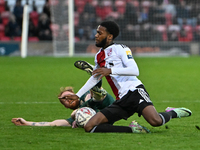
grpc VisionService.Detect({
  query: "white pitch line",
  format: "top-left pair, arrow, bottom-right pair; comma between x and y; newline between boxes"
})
157,100 -> 200,103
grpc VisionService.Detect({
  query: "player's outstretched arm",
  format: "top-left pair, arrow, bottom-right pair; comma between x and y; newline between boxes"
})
11,118 -> 71,126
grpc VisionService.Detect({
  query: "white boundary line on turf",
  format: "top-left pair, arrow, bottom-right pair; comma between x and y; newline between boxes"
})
158,100 -> 200,103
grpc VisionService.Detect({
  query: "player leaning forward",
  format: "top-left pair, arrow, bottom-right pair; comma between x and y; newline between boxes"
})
64,21 -> 192,133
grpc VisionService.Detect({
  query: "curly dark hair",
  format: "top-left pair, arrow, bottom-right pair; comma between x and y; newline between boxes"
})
100,20 -> 120,39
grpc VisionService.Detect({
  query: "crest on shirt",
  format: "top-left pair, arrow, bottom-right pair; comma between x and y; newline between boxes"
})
126,50 -> 133,59
107,49 -> 112,56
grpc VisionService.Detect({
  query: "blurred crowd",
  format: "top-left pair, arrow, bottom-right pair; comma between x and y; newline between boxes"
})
73,0 -> 200,42
1,0 -> 200,42
0,0 -> 52,41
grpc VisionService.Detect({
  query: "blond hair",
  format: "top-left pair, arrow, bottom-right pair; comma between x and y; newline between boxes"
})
58,86 -> 74,97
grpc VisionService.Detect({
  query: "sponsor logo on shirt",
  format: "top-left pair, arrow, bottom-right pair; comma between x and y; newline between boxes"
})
126,50 -> 133,59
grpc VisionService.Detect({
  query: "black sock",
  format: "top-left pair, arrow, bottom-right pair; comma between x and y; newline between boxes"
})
159,112 -> 172,125
168,110 -> 177,118
90,124 -> 132,133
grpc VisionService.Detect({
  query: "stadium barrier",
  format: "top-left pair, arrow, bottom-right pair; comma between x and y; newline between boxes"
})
0,41 -> 199,56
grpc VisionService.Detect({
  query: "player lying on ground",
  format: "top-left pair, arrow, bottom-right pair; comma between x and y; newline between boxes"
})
11,61 -> 115,127
11,86 -> 114,127
62,21 -> 192,133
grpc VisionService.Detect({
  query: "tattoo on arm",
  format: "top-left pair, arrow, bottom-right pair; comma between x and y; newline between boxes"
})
38,122 -> 48,125
31,122 -> 49,126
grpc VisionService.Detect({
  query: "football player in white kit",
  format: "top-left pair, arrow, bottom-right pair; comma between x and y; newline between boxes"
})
64,21 -> 192,133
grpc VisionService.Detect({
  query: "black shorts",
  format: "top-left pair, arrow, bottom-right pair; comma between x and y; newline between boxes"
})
100,84 -> 153,124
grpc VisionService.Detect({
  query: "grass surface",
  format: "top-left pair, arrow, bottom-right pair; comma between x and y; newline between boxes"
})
0,56 -> 199,150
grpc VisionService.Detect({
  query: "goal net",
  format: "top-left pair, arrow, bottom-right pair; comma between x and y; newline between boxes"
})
50,0 -> 73,56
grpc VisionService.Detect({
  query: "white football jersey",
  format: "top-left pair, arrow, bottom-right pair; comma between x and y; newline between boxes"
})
94,44 -> 142,99
76,43 -> 142,100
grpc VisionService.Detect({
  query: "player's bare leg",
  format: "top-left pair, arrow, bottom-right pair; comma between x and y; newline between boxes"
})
142,105 -> 192,127
142,105 -> 163,127
84,112 -> 108,132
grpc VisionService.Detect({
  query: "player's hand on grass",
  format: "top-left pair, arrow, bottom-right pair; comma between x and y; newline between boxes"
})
72,121 -> 78,128
11,118 -> 27,126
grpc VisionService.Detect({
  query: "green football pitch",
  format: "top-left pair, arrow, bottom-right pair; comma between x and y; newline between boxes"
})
0,56 -> 199,150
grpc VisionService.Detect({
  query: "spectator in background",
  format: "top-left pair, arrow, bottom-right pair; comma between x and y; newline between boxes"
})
105,1 -> 126,34
121,24 -> 136,41
138,6 -> 149,24
13,0 -> 23,29
0,13 -> 2,24
150,26 -> 163,41
28,18 -> 38,37
112,0 -> 126,25
123,0 -> 138,25
139,23 -> 152,41
84,1 -> 96,14
6,14 -> 21,38
163,0 -> 176,24
163,0 -> 176,16
27,1 -> 39,38
156,0 -> 164,5
78,12 -> 94,40
138,1 -> 150,24
194,28 -> 200,41
176,1 -> 190,28
4,0 -> 10,11
114,0 -> 126,16
167,30 -> 179,41
178,27 -> 193,42
188,2 -> 200,27
43,0 -> 51,19
95,0 -> 113,21
148,0 -> 165,24
167,25 -> 180,41
148,1 -> 160,24
77,0 -> 98,40
121,24 -> 141,41
170,0 -> 180,5
37,13 -> 52,40
30,2 -> 39,28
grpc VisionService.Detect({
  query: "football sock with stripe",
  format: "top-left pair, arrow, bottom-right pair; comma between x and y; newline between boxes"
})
159,112 -> 172,125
